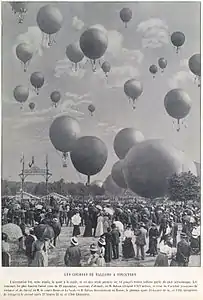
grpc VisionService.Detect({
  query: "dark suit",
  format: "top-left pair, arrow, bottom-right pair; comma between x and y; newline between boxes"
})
111,229 -> 120,259
176,239 -> 191,266
135,227 -> 147,260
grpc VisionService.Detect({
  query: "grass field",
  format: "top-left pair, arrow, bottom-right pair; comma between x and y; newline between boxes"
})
8,225 -> 200,267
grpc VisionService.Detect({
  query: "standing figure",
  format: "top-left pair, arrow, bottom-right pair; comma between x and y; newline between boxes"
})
97,237 -> 106,266
64,237 -> 81,267
135,222 -> 147,260
24,228 -> 37,266
111,223 -> 120,259
31,238 -> 55,267
146,223 -> 159,256
122,224 -> 135,259
87,244 -> 99,267
2,233 -> 11,267
103,227 -> 113,264
71,211 -> 81,237
176,232 -> 191,267
95,212 -> 104,237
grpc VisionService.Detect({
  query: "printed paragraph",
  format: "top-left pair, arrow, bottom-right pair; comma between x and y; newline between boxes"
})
2,279 -> 198,297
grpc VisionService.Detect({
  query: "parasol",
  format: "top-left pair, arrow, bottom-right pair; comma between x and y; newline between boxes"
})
34,224 -> 55,240
2,223 -> 23,241
96,205 -> 102,210
36,204 -> 43,210
71,214 -> 81,225
114,221 -> 124,232
104,207 -> 114,215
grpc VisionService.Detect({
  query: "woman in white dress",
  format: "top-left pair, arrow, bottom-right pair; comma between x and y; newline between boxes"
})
95,212 -> 104,237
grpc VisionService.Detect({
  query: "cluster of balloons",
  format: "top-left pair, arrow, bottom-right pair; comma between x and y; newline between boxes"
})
149,58 -> 167,78
105,127 -> 197,199
10,2 -> 28,23
49,115 -> 108,185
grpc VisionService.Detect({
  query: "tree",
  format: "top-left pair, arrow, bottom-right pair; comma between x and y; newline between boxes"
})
168,171 -> 200,204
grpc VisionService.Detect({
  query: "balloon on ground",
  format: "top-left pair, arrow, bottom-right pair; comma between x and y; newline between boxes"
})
114,128 -> 145,159
123,139 -> 184,199
111,160 -> 127,189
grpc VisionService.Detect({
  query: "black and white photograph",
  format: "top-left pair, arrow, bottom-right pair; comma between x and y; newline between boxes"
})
1,1 -> 201,268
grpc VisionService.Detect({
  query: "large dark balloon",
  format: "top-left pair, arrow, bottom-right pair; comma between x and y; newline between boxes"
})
123,139 -> 183,198
80,27 -> 108,60
111,160 -> 127,189
188,54 -> 201,77
30,72 -> 44,94
49,115 -> 80,153
70,136 -> 108,180
103,175 -> 123,196
114,128 -> 145,159
171,31 -> 185,52
120,8 -> 132,27
13,85 -> 29,103
37,5 -> 63,35
66,43 -> 84,64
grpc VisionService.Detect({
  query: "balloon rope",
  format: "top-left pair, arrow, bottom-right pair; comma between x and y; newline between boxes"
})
132,99 -> 136,110
86,175 -> 90,186
177,119 -> 180,132
75,63 -> 78,72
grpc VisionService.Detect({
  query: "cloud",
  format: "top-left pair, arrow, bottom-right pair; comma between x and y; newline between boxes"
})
54,58 -> 86,79
12,115 -> 47,129
72,16 -> 84,31
180,58 -> 189,68
108,65 -> 140,88
137,18 -> 169,48
97,122 -> 109,127
14,26 -> 48,58
107,30 -> 124,56
168,71 -> 194,89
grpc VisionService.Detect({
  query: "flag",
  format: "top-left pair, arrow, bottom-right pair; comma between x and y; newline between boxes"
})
28,156 -> 34,168
20,154 -> 24,163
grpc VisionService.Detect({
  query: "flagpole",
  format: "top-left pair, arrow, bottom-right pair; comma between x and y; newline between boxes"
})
20,153 -> 25,203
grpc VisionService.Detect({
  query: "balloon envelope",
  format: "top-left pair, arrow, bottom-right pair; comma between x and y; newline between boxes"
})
13,85 -> 29,103
120,8 -> 132,23
114,128 -> 145,159
29,102 -> 35,110
124,79 -> 143,100
49,115 -> 80,153
10,2 -> 27,12
123,139 -> 183,198
103,175 -> 123,196
66,43 -> 84,63
30,72 -> 44,88
188,54 -> 201,77
70,136 -> 108,176
16,43 -> 33,63
101,61 -> 111,73
111,160 -> 127,189
149,64 -> 158,74
171,31 -> 185,47
50,91 -> 61,103
37,4 -> 63,34
88,104 -> 95,113
164,89 -> 192,120
80,27 -> 108,60
158,58 -> 167,69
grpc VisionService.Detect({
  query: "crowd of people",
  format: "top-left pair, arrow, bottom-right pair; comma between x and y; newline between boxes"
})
1,195 -> 201,267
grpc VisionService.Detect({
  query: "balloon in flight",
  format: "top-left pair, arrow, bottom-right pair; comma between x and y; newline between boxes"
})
30,72 -> 44,95
70,136 -> 108,185
10,2 -> 28,23
101,61 -> 111,77
80,27 -> 108,71
50,91 -> 61,107
149,64 -> 158,78
29,102 -> 35,111
120,8 -> 132,28
13,85 -> 29,108
171,31 -> 185,53
88,104 -> 95,116
37,4 -> 63,46
188,53 -> 201,87
158,58 -> 167,72
114,128 -> 145,159
49,115 -> 80,167
16,43 -> 33,72
66,43 -> 84,71
124,79 -> 143,109
164,89 -> 192,132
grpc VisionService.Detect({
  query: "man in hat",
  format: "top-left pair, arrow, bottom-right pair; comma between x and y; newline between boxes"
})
24,228 -> 37,266
176,232 -> 191,267
135,222 -> 147,260
111,223 -> 120,259
64,237 -> 81,267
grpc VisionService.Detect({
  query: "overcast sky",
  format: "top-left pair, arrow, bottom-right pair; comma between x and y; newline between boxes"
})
2,1 -> 201,183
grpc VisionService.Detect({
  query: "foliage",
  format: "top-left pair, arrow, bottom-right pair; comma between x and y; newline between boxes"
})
168,171 -> 200,203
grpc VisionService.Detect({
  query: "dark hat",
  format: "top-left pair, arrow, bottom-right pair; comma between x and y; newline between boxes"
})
90,243 -> 98,252
180,232 -> 187,238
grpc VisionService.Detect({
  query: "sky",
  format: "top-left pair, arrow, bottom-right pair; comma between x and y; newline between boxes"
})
1,1 -> 201,183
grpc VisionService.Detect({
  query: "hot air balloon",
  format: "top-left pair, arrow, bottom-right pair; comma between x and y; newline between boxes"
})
49,115 -> 80,167
171,31 -> 185,53
188,53 -> 201,87
29,102 -> 35,111
164,89 -> 192,132
158,58 -> 167,72
149,64 -> 158,78
178,150 -> 197,176
70,136 -> 108,185
10,2 -> 28,23
88,104 -> 95,116
101,61 -> 111,77
80,27 -> 108,71
13,85 -> 29,108
30,72 -> 44,95
16,43 -> 33,72
114,128 -> 145,159
111,160 -> 127,189
50,91 -> 61,107
123,139 -> 183,199
124,79 -> 143,109
36,4 -> 63,46
120,8 -> 132,28
66,43 -> 84,71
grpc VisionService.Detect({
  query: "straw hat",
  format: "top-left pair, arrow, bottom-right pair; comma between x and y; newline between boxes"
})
90,243 -> 98,252
98,236 -> 106,246
71,237 -> 78,246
